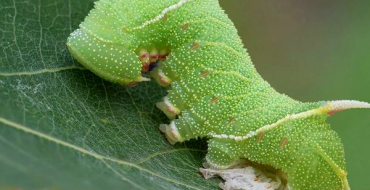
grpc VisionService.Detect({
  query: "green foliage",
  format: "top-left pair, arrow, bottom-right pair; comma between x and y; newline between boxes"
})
0,0 -> 219,189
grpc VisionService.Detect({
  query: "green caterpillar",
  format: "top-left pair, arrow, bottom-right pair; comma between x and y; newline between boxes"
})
67,0 -> 370,189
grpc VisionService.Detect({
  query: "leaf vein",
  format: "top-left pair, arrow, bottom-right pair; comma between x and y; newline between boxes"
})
0,65 -> 87,77
136,148 -> 205,164
0,117 -> 203,190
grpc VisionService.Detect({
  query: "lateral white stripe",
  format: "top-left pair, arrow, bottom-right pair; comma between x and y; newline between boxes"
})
210,100 -> 370,141
132,0 -> 194,30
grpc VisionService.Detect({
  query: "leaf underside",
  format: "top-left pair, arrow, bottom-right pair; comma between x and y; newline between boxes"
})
0,0 -> 219,189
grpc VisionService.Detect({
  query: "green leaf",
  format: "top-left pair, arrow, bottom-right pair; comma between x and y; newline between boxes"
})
0,0 -> 219,189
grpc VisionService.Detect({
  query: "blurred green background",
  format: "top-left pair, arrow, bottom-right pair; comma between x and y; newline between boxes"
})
219,1 -> 370,189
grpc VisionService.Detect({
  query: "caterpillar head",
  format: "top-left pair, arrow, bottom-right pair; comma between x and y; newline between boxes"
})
67,29 -> 151,86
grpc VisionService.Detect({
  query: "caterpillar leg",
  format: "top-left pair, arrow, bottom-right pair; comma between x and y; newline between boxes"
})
159,121 -> 183,145
156,96 -> 180,120
159,109 -> 204,144
205,139 -> 240,169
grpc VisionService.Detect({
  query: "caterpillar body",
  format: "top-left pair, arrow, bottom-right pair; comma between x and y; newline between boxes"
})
67,0 -> 370,189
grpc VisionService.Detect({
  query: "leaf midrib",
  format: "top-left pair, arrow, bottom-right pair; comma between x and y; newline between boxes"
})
0,116 -> 205,190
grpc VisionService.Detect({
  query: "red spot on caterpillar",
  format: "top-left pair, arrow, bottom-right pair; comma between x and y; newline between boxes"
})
163,13 -> 168,21
200,71 -> 209,77
149,49 -> 159,62
150,54 -> 159,62
327,109 -> 343,115
157,69 -> 172,86
139,50 -> 150,68
228,117 -> 236,124
159,49 -> 169,60
159,76 -> 168,84
257,132 -> 264,142
182,23 -> 189,30
170,128 -> 177,138
210,97 -> 218,103
159,54 -> 168,60
169,123 -> 181,142
166,104 -> 177,114
142,62 -> 150,72
128,82 -> 138,87
140,53 -> 148,59
190,43 -> 199,50
159,75 -> 171,86
280,137 -> 288,148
